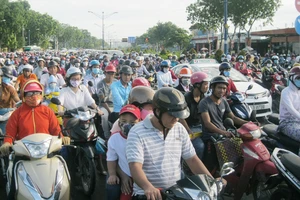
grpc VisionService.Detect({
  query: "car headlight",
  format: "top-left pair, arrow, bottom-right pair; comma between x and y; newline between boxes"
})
23,139 -> 51,158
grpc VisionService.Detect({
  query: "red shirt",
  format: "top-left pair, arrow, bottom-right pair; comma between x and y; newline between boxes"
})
4,103 -> 61,144
235,62 -> 248,75
227,78 -> 238,96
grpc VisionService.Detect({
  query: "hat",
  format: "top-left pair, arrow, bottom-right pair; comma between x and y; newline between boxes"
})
119,104 -> 141,120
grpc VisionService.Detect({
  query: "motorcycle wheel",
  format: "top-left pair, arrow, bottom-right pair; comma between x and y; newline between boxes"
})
80,153 -> 96,196
270,186 -> 292,200
253,179 -> 274,200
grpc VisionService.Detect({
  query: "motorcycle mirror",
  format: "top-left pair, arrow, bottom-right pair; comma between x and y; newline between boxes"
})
50,98 -> 61,105
88,81 -> 93,87
247,84 -> 253,91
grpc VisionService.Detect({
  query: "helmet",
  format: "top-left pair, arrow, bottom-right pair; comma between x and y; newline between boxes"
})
48,61 -> 59,68
82,58 -> 89,62
22,64 -> 33,71
124,60 -> 131,66
265,59 -> 273,65
90,60 -> 100,67
119,59 -> 125,65
23,80 -> 43,93
226,54 -> 231,61
66,67 -> 82,78
222,58 -> 229,63
119,104 -> 140,120
221,54 -> 226,58
237,55 -> 244,60
74,59 -> 81,63
136,56 -> 142,61
289,66 -> 300,77
272,55 -> 279,60
70,56 -> 76,60
48,74 -> 58,84
132,77 -> 150,88
144,57 -> 150,61
153,87 -> 189,119
53,57 -> 61,63
160,60 -> 169,67
210,76 -> 229,87
119,65 -> 133,75
179,68 -> 192,77
38,58 -> 45,63
1,66 -> 13,78
129,86 -> 155,106
105,64 -> 116,72
130,61 -> 139,68
219,62 -> 231,72
190,72 -> 210,85
22,56 -> 29,62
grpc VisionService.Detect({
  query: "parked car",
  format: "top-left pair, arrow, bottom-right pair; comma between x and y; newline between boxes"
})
172,64 -> 272,118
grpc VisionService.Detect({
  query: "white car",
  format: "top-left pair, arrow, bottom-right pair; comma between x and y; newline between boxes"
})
172,63 -> 272,117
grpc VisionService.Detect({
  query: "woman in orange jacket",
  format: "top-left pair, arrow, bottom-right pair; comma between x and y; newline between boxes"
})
0,79 -> 70,155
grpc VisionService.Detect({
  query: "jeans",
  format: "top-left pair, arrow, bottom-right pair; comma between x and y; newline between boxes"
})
105,174 -> 121,200
191,137 -> 205,160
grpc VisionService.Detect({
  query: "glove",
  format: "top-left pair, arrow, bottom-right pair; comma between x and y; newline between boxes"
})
62,137 -> 71,145
0,142 -> 12,156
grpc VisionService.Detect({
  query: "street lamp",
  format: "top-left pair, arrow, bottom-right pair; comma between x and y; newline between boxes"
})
88,11 -> 118,50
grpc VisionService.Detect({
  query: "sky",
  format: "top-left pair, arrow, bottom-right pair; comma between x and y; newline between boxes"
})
26,0 -> 298,41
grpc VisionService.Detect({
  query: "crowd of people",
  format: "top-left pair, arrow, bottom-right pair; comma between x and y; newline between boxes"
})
0,50 -> 299,200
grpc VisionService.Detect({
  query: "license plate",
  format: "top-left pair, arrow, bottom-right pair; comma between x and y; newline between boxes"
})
250,104 -> 266,110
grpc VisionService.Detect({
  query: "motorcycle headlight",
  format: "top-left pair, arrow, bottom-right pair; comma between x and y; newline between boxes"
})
276,75 -> 281,81
197,192 -> 212,200
250,129 -> 261,139
23,139 -> 51,158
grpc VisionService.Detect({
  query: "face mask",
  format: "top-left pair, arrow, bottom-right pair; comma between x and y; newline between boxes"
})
75,63 -> 80,67
294,79 -> 300,88
2,77 -> 11,84
70,80 -> 81,88
66,61 -> 70,64
140,109 -> 153,120
267,64 -> 272,67
92,68 -> 100,74
119,122 -> 134,137
239,60 -> 243,63
83,62 -> 88,66
49,82 -> 57,89
182,79 -> 190,86
223,71 -> 230,77
24,94 -> 42,107
104,62 -> 108,66
274,60 -> 278,64
163,68 -> 169,73
61,61 -> 65,65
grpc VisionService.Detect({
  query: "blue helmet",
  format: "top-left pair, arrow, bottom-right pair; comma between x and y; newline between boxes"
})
89,60 -> 100,67
160,60 -> 169,67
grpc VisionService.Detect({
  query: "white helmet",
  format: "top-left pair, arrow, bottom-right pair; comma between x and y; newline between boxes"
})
66,67 -> 82,78
23,64 -> 33,71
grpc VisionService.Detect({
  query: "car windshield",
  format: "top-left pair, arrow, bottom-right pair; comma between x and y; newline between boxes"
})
191,65 -> 249,82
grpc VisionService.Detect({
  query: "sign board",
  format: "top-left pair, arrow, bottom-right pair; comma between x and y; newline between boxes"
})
121,38 -> 128,42
296,0 -> 300,12
295,15 -> 300,35
128,37 -> 136,44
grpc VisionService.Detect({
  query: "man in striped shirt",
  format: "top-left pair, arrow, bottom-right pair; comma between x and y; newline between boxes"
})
126,88 -> 212,200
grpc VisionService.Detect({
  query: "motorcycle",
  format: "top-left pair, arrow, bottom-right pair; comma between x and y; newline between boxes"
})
44,91 -> 63,125
4,133 -> 70,199
163,163 -> 234,200
269,72 -> 286,114
212,120 -> 278,200
51,98 -> 106,196
265,148 -> 300,200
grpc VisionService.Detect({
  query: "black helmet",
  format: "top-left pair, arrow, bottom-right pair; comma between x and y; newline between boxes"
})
153,87 -> 190,119
1,66 -> 14,78
210,76 -> 229,87
219,62 -> 231,72
222,58 -> 229,63
119,65 -> 133,75
124,60 -> 131,66
119,59 -> 125,65
144,57 -> 150,61
48,60 -> 59,68
265,59 -> 272,65
130,61 -> 139,68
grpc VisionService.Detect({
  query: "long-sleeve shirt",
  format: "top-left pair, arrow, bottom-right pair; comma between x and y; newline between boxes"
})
157,71 -> 174,89
136,65 -> 150,77
4,103 -> 61,144
110,80 -> 131,112
279,83 -> 300,122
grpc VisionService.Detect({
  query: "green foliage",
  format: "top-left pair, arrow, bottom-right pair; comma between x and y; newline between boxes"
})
215,49 -> 224,63
189,48 -> 197,54
238,50 -> 246,57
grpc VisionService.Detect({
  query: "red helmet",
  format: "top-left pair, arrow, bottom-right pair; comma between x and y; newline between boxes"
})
22,56 -> 29,62
24,81 -> 43,92
190,72 -> 210,85
179,68 -> 192,77
132,77 -> 150,88
105,64 -> 116,72
119,104 -> 141,120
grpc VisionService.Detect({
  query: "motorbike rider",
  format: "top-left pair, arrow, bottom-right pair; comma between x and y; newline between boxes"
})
234,55 -> 248,75
144,57 -> 155,72
252,56 -> 261,70
33,58 -> 46,80
97,64 -> 117,139
199,76 -> 248,171
171,55 -> 178,67
175,67 -> 193,94
0,79 -> 70,199
110,65 -> 133,123
40,60 -> 66,91
106,104 -> 141,200
278,66 -> 300,142
157,60 -> 174,89
126,87 -> 213,200
0,67 -> 20,135
136,56 -> 151,78
219,62 -> 238,96
81,57 -> 89,71
15,64 -> 37,91
179,72 -> 210,160
17,56 -> 29,75
261,59 -> 275,90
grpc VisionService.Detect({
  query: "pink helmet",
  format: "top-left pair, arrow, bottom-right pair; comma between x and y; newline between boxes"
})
190,72 -> 210,85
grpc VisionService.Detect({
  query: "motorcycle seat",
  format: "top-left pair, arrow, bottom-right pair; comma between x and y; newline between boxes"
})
277,132 -> 300,152
281,152 -> 300,181
263,124 -> 280,140
268,113 -> 280,125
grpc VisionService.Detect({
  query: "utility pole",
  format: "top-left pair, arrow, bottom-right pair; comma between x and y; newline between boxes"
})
102,12 -> 105,50
224,0 -> 228,54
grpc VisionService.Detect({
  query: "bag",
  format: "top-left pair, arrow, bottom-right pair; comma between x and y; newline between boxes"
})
95,137 -> 107,155
214,137 -> 242,167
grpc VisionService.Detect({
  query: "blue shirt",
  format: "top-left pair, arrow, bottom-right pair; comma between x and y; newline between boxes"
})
110,80 -> 132,112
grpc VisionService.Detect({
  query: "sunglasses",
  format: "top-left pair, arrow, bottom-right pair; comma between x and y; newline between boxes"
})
25,91 -> 42,97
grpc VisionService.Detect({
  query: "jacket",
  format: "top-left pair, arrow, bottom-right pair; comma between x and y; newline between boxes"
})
4,103 -> 61,144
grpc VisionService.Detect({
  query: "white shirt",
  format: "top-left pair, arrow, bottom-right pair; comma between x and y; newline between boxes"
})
58,85 -> 95,110
40,73 -> 65,90
107,132 -> 131,176
157,71 -> 174,89
280,83 -> 300,122
84,73 -> 105,94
